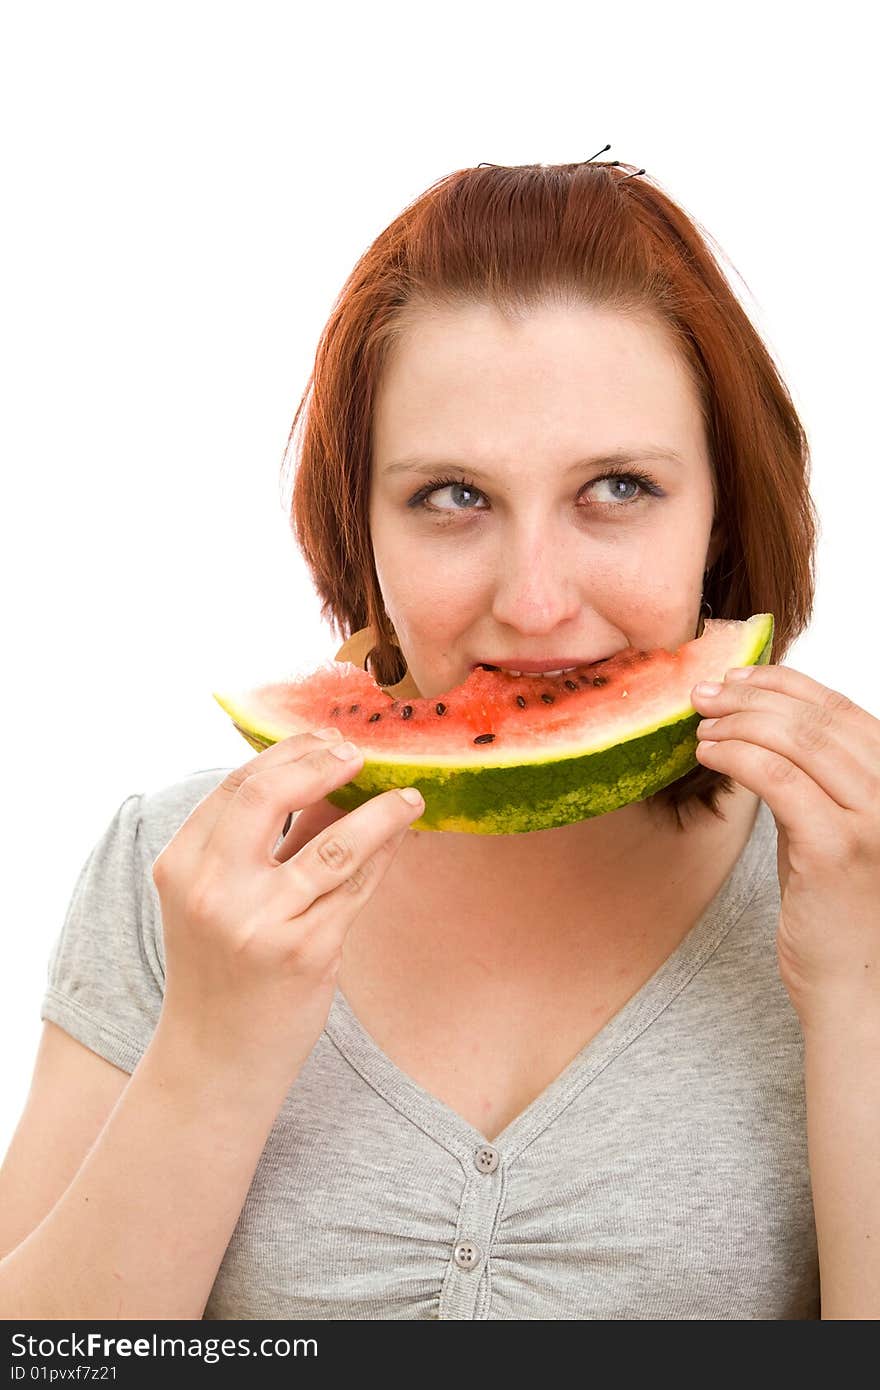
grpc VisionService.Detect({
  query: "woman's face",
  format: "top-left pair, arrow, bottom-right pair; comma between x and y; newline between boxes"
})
369,300 -> 721,701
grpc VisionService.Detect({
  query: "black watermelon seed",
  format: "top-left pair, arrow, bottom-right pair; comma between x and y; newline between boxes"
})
474,732 -> 496,744
541,692 -> 555,704
564,679 -> 579,690
349,704 -> 359,714
515,695 -> 527,708
331,705 -> 341,716
435,702 -> 447,715
368,712 -> 381,722
592,675 -> 608,687
401,705 -> 413,719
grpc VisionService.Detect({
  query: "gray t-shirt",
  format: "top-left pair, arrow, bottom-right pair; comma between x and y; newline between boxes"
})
40,769 -> 820,1320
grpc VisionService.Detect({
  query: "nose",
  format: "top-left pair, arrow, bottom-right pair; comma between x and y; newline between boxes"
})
489,526 -> 583,634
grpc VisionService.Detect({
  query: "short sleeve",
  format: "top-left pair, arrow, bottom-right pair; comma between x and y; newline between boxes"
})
40,792 -> 166,1073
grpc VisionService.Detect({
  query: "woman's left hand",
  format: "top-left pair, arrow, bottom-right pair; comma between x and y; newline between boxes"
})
691,663 -> 880,1026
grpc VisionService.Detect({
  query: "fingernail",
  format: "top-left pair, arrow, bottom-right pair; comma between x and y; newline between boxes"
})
399,787 -> 424,808
315,726 -> 343,740
693,681 -> 722,697
724,666 -> 754,681
329,740 -> 361,760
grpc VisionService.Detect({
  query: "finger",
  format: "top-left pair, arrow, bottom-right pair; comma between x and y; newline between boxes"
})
695,735 -> 846,854
272,795 -> 348,865
209,740 -> 372,870
718,662 -> 873,728
289,819 -> 414,961
165,729 -> 348,864
696,705 -> 874,811
278,786 -> 425,916
694,677 -> 876,812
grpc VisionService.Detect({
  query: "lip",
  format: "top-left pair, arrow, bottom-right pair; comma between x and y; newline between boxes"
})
472,657 -> 611,673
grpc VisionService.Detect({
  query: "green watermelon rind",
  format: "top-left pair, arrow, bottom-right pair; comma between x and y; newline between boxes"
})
228,614 -> 774,836
324,713 -> 702,833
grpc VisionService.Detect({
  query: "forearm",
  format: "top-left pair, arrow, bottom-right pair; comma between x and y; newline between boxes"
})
0,1020 -> 292,1320
801,994 -> 880,1319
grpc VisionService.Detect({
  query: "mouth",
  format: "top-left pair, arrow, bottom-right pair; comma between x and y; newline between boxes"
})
472,657 -> 614,678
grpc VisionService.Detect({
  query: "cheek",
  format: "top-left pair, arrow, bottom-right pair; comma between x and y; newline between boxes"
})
593,567 -> 702,645
625,546 -> 705,604
390,577 -> 484,648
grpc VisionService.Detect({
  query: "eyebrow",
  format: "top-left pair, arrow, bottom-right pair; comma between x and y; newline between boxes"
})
382,447 -> 686,477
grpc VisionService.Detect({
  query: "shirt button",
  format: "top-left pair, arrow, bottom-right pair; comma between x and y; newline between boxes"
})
453,1240 -> 482,1271
474,1144 -> 500,1174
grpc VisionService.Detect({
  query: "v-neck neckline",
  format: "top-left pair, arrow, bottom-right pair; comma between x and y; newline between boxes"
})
323,798 -> 775,1165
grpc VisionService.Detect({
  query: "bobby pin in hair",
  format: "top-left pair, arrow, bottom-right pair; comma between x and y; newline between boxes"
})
476,149 -> 644,178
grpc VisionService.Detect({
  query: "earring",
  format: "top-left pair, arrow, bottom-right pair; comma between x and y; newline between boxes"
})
697,566 -> 713,637
334,623 -> 422,701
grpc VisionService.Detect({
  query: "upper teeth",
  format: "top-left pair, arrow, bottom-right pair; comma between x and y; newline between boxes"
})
501,666 -> 578,677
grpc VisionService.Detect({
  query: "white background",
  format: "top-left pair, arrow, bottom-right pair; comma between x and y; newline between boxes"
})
1,0 -> 876,1157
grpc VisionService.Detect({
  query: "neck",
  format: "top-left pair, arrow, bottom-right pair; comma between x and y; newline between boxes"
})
370,783 -> 760,950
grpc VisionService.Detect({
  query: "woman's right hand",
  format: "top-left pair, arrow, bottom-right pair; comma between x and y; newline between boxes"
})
149,727 -> 423,1088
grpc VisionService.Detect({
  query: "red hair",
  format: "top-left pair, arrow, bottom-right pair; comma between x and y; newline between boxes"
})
284,161 -> 819,829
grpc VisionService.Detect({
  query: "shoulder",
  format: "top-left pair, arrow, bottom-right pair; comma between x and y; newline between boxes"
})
137,767 -> 235,858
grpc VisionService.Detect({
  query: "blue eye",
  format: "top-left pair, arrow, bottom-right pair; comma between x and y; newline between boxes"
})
407,469 -> 664,513
411,477 -> 487,511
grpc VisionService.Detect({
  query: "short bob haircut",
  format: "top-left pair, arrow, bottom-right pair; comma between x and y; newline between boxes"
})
284,160 -> 819,831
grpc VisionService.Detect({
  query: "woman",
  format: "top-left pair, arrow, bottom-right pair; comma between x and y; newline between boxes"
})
1,159 -> 876,1321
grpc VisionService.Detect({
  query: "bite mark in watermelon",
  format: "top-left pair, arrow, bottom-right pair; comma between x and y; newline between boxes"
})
213,614 -> 774,834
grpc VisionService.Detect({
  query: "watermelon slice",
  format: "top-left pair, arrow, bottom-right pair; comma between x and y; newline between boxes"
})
212,613 -> 774,835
